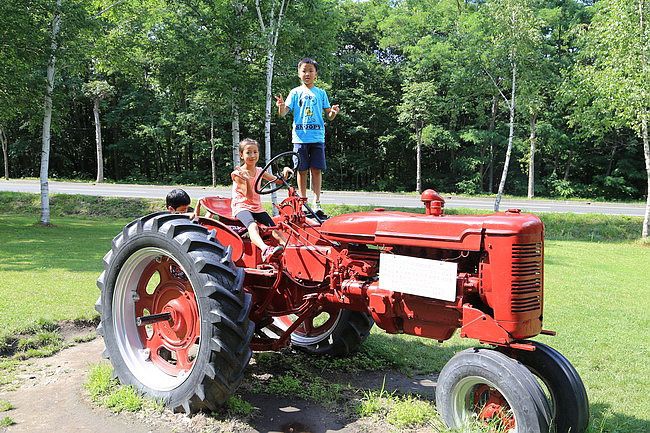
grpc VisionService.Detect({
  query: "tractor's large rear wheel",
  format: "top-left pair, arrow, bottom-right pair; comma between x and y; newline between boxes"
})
272,307 -> 373,356
436,348 -> 551,433
96,213 -> 254,413
499,341 -> 589,433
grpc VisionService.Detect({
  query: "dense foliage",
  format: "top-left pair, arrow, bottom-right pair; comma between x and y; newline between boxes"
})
1,0 -> 648,202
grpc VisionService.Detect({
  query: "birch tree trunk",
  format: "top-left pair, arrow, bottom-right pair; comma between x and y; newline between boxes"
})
231,1 -> 244,169
256,0 -> 289,213
231,99 -> 240,167
40,0 -> 62,226
563,150 -> 573,181
494,60 -> 517,212
93,98 -> 104,183
211,114 -> 217,187
641,1 -> 649,238
264,49 -> 275,170
0,127 -> 8,179
488,95 -> 497,193
415,122 -> 422,193
527,111 -> 537,199
264,49 -> 280,210
642,115 -> 649,238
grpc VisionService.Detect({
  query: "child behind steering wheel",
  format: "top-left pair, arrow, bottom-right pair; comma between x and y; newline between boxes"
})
231,138 -> 291,263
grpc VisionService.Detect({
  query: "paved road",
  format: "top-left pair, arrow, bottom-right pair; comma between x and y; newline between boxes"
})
0,179 -> 645,216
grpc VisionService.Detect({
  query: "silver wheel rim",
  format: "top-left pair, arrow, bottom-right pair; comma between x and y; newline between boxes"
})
451,376 -> 518,433
272,310 -> 343,346
113,247 -> 197,391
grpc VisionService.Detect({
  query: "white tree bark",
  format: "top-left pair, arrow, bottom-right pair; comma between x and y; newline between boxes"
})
495,60 -> 517,212
263,49 -> 275,169
231,99 -> 240,168
256,0 -> 289,213
264,49 -> 280,210
488,95 -> 498,193
641,1 -> 649,238
40,0 -> 62,226
210,114 -> 216,187
231,23 -> 243,169
642,115 -> 649,238
415,122 -> 422,193
0,127 -> 8,179
93,98 -> 104,183
527,111 -> 537,199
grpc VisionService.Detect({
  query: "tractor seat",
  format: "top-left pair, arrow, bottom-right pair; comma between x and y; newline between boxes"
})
198,196 -> 243,227
198,196 -> 277,238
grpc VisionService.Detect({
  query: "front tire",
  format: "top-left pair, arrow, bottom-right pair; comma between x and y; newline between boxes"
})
436,348 -> 551,433
500,341 -> 589,433
96,213 -> 254,413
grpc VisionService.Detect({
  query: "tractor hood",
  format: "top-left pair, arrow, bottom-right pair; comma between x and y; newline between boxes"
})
319,209 -> 543,250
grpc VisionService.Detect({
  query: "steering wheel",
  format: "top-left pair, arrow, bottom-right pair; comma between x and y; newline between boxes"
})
255,151 -> 300,195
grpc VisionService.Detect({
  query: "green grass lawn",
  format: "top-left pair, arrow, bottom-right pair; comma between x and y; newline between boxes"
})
0,200 -> 648,432
0,215 -> 128,338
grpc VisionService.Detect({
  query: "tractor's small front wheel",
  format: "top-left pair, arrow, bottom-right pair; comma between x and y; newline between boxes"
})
436,348 -> 551,433
499,341 -> 589,433
96,213 -> 254,413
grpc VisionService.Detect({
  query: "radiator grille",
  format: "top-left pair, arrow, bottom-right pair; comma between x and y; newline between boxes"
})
511,242 -> 542,313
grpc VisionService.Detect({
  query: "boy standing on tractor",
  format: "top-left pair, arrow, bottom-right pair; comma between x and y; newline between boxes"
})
275,58 -> 340,212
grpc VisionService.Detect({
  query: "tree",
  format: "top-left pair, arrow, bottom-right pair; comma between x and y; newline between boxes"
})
255,0 -> 290,209
574,0 -> 650,237
473,0 -> 542,211
398,81 -> 440,193
40,0 -> 63,225
82,80 -> 114,183
37,0 -> 94,224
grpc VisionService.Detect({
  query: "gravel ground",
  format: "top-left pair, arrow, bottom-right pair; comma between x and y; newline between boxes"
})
0,331 -> 439,433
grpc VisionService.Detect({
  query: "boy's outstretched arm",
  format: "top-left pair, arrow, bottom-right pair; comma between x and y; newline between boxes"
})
326,104 -> 340,121
275,94 -> 289,117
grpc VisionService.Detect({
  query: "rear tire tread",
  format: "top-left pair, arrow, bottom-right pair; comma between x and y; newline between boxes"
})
97,213 -> 253,413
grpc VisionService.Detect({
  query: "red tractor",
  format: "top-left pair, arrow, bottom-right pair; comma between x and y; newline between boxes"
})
96,151 -> 588,433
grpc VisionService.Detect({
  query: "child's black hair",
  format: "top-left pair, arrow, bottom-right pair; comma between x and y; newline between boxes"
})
298,57 -> 318,72
166,189 -> 191,209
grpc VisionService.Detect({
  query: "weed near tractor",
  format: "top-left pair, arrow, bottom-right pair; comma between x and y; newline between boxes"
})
0,415 -> 15,427
85,363 -> 163,413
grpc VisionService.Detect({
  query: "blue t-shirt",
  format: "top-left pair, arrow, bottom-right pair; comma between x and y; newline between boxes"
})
286,85 -> 330,143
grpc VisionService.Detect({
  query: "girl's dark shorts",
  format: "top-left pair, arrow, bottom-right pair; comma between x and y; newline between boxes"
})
235,210 -> 275,228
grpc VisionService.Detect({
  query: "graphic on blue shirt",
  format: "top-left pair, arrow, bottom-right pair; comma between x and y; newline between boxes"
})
286,86 -> 330,143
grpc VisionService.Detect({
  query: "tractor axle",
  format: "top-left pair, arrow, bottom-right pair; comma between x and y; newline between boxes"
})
136,312 -> 172,326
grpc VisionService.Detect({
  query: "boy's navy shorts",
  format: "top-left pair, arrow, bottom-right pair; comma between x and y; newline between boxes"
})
293,142 -> 326,171
235,210 -> 275,228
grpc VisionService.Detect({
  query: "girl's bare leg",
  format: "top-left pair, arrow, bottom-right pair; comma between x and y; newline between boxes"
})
247,222 -> 269,251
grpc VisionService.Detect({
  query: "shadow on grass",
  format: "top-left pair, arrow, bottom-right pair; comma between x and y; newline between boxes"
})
0,215 -> 127,273
588,402 -> 650,433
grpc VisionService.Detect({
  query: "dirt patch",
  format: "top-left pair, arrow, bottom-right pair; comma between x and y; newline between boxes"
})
0,334 -> 439,433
